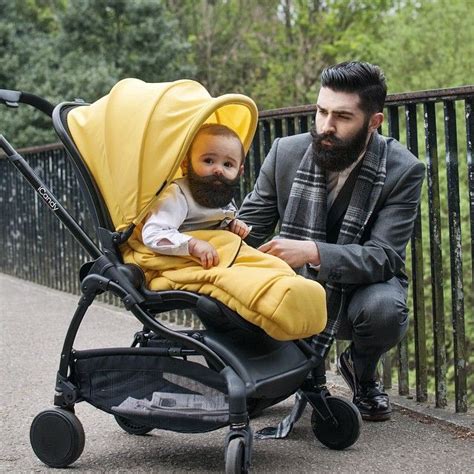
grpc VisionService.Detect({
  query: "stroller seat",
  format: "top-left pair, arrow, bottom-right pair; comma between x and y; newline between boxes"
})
195,295 -> 312,397
203,331 -> 311,398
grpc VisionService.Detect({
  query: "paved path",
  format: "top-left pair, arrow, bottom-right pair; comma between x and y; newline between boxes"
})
1,274 -> 472,473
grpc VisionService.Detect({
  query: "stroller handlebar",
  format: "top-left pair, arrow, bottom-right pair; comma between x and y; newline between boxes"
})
0,89 -> 55,117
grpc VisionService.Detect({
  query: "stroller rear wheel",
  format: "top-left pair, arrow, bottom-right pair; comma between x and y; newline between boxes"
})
311,396 -> 361,450
225,437 -> 248,474
30,408 -> 85,468
114,415 -> 154,435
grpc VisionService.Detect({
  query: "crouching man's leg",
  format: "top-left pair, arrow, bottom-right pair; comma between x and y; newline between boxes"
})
337,277 -> 409,421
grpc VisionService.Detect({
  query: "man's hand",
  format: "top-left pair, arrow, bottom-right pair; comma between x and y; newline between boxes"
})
188,238 -> 219,269
228,218 -> 251,239
258,239 -> 320,268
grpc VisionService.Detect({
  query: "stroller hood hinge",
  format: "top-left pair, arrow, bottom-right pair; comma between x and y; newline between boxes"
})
98,226 -> 135,252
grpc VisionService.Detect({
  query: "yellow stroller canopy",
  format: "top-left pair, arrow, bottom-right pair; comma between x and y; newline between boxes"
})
67,78 -> 258,231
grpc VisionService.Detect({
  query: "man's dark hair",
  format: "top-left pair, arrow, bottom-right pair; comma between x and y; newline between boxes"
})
320,61 -> 387,115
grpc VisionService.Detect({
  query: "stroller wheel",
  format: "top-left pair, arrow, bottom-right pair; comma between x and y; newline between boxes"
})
114,415 -> 154,435
30,408 -> 85,468
311,396 -> 361,450
225,437 -> 248,474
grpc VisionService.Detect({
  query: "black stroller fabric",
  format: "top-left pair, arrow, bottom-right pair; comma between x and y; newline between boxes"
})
74,350 -> 229,433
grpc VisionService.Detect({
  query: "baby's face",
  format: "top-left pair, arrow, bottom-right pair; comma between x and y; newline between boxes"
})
190,133 -> 243,182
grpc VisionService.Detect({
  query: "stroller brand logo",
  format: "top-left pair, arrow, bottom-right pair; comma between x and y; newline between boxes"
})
38,186 -> 59,211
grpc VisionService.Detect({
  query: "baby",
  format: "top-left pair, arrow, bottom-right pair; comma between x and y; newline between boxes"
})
142,124 -> 250,268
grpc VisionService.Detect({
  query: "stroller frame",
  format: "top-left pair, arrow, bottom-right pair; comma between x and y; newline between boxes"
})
1,89 -> 361,472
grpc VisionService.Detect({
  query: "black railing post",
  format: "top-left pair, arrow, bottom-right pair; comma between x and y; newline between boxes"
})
465,97 -> 474,292
424,102 -> 448,408
262,120 -> 272,157
250,126 -> 261,192
382,105 -> 400,391
274,118 -> 283,139
286,117 -> 295,136
443,100 -> 467,413
397,105 -> 411,396
299,115 -> 309,133
405,103 -> 428,403
387,106 -> 400,140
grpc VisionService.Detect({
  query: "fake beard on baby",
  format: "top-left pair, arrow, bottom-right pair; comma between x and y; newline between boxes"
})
187,164 -> 240,208
310,120 -> 369,172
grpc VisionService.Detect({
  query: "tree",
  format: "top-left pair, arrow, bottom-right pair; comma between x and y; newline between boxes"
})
165,0 -> 396,109
363,0 -> 474,92
0,0 -> 63,146
1,0 -> 193,148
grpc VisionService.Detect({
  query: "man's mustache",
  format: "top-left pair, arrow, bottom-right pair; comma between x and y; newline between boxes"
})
313,130 -> 344,147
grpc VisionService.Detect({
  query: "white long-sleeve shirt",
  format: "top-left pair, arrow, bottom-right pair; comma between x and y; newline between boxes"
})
142,178 -> 236,256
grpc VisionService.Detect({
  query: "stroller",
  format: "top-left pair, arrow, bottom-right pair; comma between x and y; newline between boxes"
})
0,80 -> 361,473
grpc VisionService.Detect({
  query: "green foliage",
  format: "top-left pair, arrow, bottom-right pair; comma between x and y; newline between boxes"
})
1,0 -> 192,147
165,0 -> 396,108
3,0 -> 473,144
0,0 -> 61,145
56,0 -> 193,87
363,0 -> 474,92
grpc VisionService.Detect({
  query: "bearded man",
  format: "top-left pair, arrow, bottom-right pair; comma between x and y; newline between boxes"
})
238,61 -> 425,421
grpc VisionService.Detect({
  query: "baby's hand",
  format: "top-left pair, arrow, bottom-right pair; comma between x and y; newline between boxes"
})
229,219 -> 251,239
188,238 -> 219,269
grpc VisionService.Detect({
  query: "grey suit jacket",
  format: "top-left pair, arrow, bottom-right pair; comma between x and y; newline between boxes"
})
238,132 -> 425,286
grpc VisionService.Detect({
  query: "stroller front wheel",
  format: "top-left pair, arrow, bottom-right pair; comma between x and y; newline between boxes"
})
30,408 -> 85,468
225,437 -> 247,474
114,415 -> 154,435
311,396 -> 362,450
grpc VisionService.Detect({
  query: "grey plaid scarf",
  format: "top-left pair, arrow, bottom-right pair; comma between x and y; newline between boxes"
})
280,132 -> 387,359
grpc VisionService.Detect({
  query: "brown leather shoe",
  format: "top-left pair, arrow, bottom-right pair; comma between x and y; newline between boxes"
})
337,345 -> 392,421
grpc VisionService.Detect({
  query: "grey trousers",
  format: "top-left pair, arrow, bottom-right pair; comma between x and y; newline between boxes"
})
336,276 -> 409,382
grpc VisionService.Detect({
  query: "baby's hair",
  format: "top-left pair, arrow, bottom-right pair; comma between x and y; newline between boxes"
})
193,123 -> 245,163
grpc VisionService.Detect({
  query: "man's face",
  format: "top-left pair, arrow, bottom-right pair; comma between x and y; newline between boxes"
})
312,87 -> 372,172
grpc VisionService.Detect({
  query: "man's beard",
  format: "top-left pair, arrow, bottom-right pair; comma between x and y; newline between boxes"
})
311,120 -> 370,172
187,162 -> 240,208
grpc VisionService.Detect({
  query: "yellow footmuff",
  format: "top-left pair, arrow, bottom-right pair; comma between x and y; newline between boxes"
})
67,78 -> 327,341
123,228 -> 326,341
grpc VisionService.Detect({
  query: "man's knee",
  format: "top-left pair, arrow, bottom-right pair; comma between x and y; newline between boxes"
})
347,278 -> 409,350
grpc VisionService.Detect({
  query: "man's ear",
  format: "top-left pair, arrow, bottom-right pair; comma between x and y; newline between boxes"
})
238,163 -> 245,176
369,112 -> 384,132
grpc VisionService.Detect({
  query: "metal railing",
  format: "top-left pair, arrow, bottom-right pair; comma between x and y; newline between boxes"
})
1,86 -> 472,413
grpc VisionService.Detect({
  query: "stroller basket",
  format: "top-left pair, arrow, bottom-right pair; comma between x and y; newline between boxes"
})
74,349 -> 229,433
